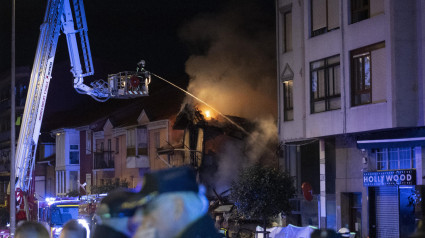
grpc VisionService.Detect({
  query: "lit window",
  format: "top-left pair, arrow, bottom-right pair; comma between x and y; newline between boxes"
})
375,147 -> 416,170
351,42 -> 385,106
283,80 -> 293,120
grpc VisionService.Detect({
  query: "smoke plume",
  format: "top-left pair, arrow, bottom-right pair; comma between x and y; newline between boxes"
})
180,0 -> 278,194
213,116 -> 278,193
179,0 -> 277,121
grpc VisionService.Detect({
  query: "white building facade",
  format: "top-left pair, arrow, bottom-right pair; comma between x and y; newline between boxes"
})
52,128 -> 81,196
276,0 -> 425,237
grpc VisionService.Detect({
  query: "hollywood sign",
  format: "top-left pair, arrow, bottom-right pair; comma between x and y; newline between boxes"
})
363,169 -> 416,186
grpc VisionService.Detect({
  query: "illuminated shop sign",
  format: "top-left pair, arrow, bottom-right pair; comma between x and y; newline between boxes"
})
363,169 -> 416,186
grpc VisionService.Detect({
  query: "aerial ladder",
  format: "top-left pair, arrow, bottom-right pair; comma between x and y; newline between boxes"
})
13,0 -> 150,220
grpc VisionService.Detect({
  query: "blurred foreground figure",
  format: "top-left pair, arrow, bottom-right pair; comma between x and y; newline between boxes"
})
123,166 -> 222,238
410,219 -> 425,237
60,219 -> 89,238
15,221 -> 49,238
311,229 -> 338,238
93,188 -> 138,238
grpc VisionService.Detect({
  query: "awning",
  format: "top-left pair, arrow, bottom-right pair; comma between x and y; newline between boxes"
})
357,128 -> 425,149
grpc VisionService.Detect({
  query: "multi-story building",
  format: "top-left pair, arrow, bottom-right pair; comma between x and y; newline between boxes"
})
50,85 -> 186,195
88,106 -> 184,190
51,128 -> 82,196
276,0 -> 425,237
34,133 -> 56,199
0,67 -> 30,204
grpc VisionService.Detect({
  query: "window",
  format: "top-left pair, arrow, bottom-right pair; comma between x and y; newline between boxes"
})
115,137 -> 119,154
310,55 -> 340,113
311,0 -> 339,37
351,0 -> 369,24
137,127 -> 148,155
106,139 -> 112,162
56,170 -> 65,195
127,127 -> 148,156
282,9 -> 292,52
351,42 -> 385,106
69,145 -> 79,164
282,64 -> 294,121
376,147 -> 417,170
154,132 -> 160,148
86,131 -> 91,155
283,80 -> 294,120
69,171 -> 79,192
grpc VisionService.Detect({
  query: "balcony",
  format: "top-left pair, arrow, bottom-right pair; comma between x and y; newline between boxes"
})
126,146 -> 149,168
94,151 -> 114,170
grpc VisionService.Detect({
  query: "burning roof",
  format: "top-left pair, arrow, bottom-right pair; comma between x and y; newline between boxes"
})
174,103 -> 255,140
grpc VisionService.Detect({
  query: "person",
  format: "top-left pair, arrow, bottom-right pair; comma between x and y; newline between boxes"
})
336,227 -> 351,237
410,219 -> 425,237
15,221 -> 50,238
311,229 -> 338,238
60,219 -> 89,238
122,166 -> 222,238
92,188 -> 138,238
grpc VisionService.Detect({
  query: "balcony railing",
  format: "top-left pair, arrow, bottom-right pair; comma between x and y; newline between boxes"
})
126,155 -> 149,169
126,146 -> 148,157
94,151 -> 114,169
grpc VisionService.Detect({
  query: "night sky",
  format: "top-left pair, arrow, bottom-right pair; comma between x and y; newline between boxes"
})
0,0 -> 276,126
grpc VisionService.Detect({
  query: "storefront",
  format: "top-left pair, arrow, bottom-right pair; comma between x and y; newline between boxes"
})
357,128 -> 425,237
364,169 -> 417,238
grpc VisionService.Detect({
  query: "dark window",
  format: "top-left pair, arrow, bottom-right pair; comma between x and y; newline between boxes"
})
115,137 -> 119,154
311,0 -> 339,37
350,42 -> 385,106
69,144 -> 79,164
283,10 -> 292,52
154,132 -> 160,148
351,0 -> 369,24
283,80 -> 294,121
310,55 -> 341,113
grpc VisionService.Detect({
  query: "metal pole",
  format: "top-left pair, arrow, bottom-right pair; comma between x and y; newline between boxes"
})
10,0 -> 16,235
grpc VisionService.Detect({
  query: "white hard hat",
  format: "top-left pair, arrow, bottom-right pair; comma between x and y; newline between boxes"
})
337,227 -> 350,237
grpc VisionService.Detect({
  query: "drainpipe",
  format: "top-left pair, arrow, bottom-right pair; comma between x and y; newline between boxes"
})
275,0 -> 282,138
319,139 -> 326,228
341,0 -> 347,134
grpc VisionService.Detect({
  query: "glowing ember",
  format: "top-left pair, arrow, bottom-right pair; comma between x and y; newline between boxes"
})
205,110 -> 211,120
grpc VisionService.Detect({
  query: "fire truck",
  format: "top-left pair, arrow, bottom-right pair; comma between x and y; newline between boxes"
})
36,194 -> 105,238
38,198 -> 80,237
13,0 -> 150,223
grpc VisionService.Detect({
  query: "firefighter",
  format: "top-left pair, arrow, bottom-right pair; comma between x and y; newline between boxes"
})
92,189 -> 138,238
123,166 -> 223,238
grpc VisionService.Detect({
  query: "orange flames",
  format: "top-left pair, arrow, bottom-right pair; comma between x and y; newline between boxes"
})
205,110 -> 211,120
199,107 -> 214,120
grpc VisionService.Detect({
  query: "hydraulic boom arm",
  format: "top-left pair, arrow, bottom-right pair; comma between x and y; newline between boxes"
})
15,0 -> 150,202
